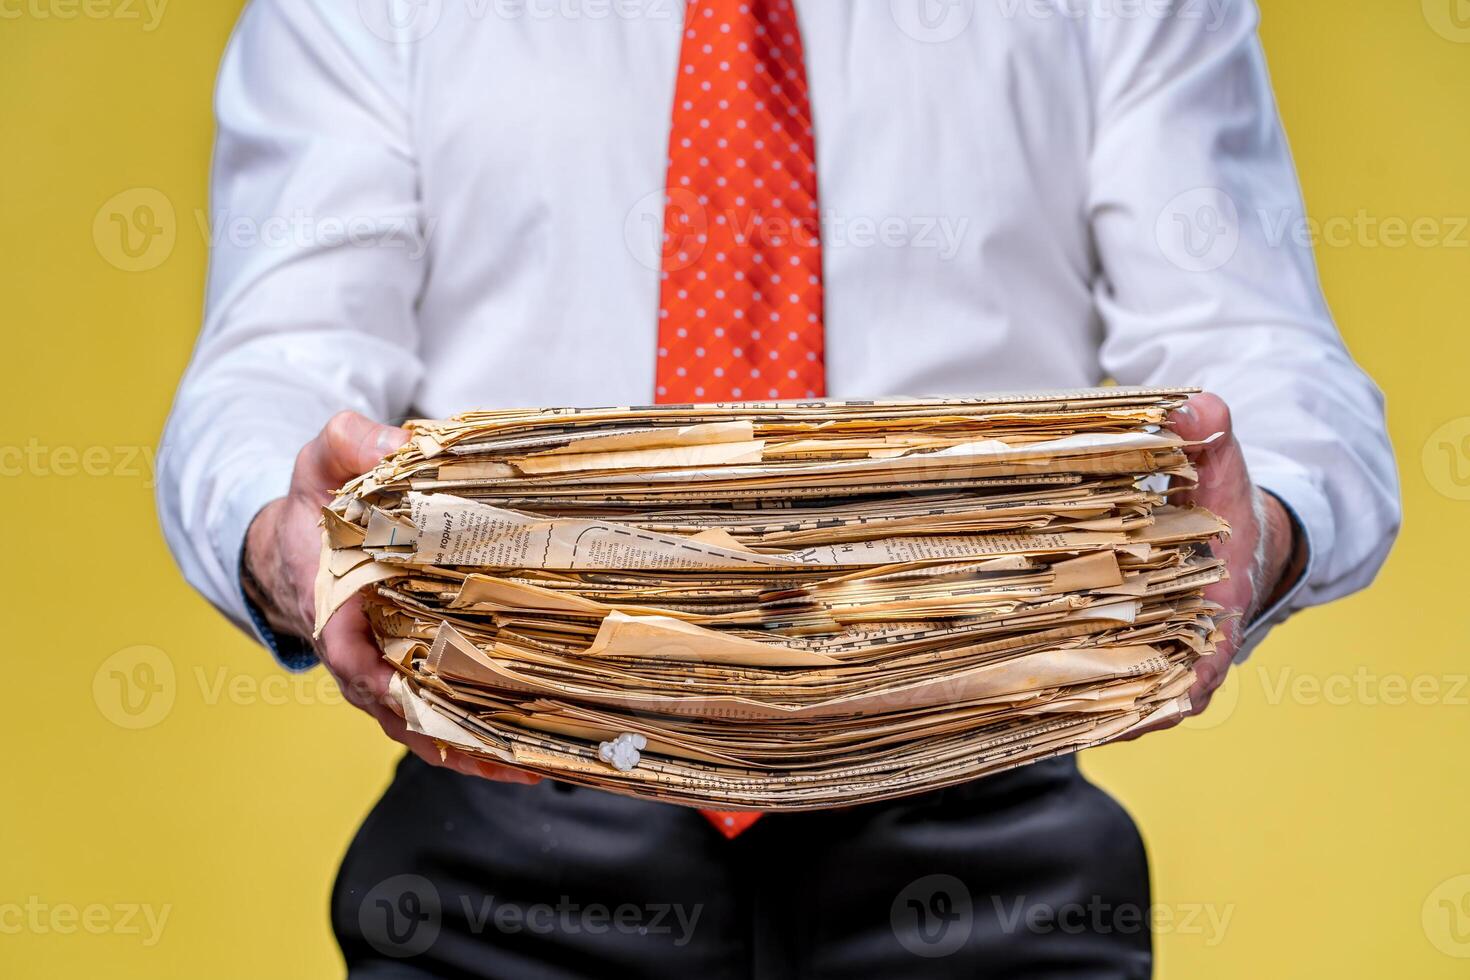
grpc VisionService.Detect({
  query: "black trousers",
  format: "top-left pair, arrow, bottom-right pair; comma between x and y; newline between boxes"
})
332,754 -> 1151,979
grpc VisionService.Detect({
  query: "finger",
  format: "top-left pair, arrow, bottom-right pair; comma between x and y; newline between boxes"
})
366,700 -> 541,785
1173,394 -> 1249,501
1113,715 -> 1181,743
1171,392 -> 1232,445
1202,619 -> 1240,679
1186,651 -> 1230,710
298,411 -> 410,493
1186,687 -> 1216,719
1190,652 -> 1227,696
478,761 -> 542,783
319,654 -> 391,713
1116,653 -> 1226,744
319,610 -> 542,787
315,600 -> 395,708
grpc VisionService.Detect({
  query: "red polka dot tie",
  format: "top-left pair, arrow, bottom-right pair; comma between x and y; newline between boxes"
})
655,0 -> 826,405
655,0 -> 826,838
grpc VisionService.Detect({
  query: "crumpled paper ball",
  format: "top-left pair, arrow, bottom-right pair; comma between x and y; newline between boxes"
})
597,732 -> 648,772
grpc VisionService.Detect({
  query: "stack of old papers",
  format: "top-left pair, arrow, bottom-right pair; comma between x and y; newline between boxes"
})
315,387 -> 1227,810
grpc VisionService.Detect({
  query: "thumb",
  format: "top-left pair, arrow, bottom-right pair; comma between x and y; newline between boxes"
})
1171,392 -> 1232,446
301,411 -> 411,493
1171,392 -> 1244,500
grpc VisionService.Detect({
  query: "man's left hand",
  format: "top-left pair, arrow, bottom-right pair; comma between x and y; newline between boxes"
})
1151,392 -> 1297,724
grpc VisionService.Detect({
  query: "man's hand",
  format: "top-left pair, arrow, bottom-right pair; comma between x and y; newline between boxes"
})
243,411 -> 540,784
1157,393 -> 1297,723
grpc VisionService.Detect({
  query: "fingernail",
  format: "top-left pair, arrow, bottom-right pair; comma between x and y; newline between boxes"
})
1175,404 -> 1196,421
376,429 -> 408,454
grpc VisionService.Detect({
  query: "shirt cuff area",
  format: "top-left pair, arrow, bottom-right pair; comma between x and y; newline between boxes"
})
214,460 -> 319,671
239,562 -> 319,672
1232,478 -> 1319,663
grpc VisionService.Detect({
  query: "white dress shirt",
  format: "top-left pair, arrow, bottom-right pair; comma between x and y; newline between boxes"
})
158,0 -> 1400,665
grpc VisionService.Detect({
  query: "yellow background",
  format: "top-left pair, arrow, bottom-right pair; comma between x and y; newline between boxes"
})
3,1 -> 1467,976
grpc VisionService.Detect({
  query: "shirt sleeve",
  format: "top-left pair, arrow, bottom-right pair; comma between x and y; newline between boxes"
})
156,0 -> 426,667
1084,0 -> 1401,647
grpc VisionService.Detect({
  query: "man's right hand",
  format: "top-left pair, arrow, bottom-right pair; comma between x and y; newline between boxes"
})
243,411 -> 541,784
